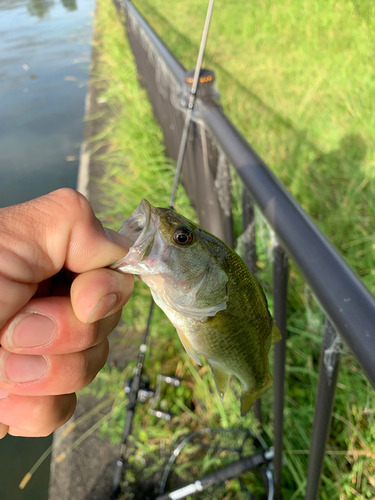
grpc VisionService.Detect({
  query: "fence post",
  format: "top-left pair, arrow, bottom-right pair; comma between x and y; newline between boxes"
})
305,320 -> 340,500
273,244 -> 289,499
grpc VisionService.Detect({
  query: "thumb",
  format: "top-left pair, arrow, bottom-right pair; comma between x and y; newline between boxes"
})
0,188 -> 129,283
0,189 -> 130,328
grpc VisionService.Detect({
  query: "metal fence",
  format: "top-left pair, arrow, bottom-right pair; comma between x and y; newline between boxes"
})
114,1 -> 375,498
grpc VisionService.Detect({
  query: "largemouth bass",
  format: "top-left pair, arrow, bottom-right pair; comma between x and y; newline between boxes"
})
113,200 -> 281,415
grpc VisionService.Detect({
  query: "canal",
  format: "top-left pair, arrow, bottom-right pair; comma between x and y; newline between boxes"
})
0,0 -> 95,498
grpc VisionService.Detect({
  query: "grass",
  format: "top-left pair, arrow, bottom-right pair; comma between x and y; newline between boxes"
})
133,0 -> 375,288
83,0 -> 375,498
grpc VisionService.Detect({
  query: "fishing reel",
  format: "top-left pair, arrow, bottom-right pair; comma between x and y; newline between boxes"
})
124,373 -> 181,422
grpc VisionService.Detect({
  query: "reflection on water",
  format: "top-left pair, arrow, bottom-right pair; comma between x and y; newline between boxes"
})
0,0 -> 95,208
28,0 -> 77,19
0,1 -> 95,499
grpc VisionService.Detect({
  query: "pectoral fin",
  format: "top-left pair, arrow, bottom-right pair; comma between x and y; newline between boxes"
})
176,327 -> 202,366
271,322 -> 282,345
209,363 -> 231,402
164,278 -> 227,322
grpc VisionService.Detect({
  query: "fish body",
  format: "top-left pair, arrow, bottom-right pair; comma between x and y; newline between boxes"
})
114,200 -> 281,415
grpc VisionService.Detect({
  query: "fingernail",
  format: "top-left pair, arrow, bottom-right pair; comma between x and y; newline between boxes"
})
0,387 -> 9,399
7,313 -> 57,348
0,352 -> 48,383
87,293 -> 118,323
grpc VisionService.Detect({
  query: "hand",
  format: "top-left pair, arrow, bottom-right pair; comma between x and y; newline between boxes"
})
0,189 -> 133,438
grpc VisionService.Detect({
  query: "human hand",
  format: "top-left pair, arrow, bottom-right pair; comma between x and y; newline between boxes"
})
0,189 -> 134,438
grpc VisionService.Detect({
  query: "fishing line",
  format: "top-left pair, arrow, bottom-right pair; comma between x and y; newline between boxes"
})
111,3 -> 216,497
169,0 -> 215,209
19,396 -> 117,490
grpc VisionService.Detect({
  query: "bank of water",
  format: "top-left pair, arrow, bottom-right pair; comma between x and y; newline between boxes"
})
0,0 -> 95,498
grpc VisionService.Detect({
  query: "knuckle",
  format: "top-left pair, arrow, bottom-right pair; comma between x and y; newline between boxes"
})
48,188 -> 87,210
46,188 -> 93,223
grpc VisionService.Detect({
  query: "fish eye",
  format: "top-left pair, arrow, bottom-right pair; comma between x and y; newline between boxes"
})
173,228 -> 193,246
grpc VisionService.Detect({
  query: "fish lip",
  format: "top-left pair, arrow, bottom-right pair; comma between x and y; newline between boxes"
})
111,199 -> 159,273
118,199 -> 154,247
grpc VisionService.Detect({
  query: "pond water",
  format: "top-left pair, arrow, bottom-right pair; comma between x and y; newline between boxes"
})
0,0 -> 95,207
0,0 -> 95,498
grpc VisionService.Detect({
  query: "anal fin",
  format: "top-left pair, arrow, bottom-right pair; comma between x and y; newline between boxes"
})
208,363 -> 231,402
175,327 -> 202,366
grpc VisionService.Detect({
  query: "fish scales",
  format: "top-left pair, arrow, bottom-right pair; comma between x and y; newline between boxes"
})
113,200 -> 281,415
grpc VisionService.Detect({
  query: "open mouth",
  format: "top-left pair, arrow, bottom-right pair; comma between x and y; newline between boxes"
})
119,198 -> 153,246
112,199 -> 160,274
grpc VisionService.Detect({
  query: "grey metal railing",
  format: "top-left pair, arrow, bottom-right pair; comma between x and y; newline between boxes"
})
113,1 -> 375,498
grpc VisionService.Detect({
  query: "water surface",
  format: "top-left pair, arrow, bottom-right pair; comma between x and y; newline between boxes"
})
0,0 -> 95,207
0,1 -> 95,498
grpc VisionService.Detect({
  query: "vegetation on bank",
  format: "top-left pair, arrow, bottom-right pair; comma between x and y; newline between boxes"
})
85,0 -> 375,498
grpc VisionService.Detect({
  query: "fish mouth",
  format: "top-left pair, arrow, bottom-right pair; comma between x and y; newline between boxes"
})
112,199 -> 160,273
118,198 -> 153,246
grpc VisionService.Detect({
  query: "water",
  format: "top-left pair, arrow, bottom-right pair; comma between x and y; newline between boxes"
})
0,0 -> 95,207
0,0 -> 95,498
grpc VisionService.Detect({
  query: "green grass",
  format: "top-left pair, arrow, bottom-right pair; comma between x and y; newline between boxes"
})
84,0 -> 375,498
134,0 -> 375,289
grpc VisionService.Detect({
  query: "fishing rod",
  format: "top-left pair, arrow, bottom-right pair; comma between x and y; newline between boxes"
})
157,429 -> 274,500
110,300 -> 154,499
110,2 -> 216,497
156,450 -> 274,500
169,0 -> 215,210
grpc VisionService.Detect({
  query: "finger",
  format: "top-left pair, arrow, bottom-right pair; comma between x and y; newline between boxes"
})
71,268 -> 134,323
0,423 -> 9,439
0,188 -> 130,329
0,295 -> 123,354
0,340 -> 109,396
0,392 -> 76,437
0,274 -> 37,331
8,428 -> 53,438
0,388 -> 9,439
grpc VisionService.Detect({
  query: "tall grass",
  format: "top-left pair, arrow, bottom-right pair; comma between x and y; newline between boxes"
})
86,0 -> 375,498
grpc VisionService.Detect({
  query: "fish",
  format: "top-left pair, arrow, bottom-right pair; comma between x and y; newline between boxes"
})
113,199 -> 281,415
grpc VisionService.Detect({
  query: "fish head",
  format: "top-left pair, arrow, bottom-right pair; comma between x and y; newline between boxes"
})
113,200 -> 229,320
114,199 -> 211,279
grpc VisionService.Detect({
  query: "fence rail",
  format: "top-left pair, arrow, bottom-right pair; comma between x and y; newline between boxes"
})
114,1 -> 375,498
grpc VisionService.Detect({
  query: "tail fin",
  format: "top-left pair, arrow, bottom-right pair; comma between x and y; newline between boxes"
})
241,374 -> 273,416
